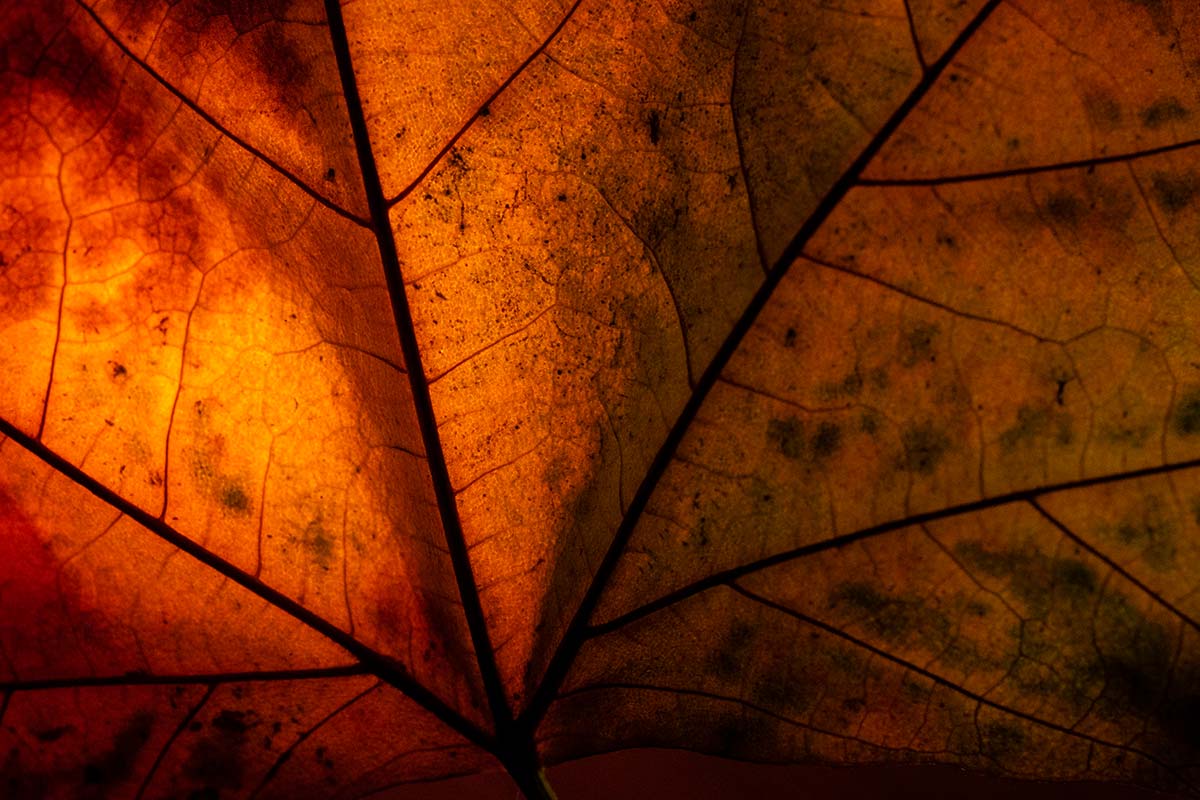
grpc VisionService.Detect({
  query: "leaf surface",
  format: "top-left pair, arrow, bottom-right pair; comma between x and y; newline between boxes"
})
2,0 -> 1199,796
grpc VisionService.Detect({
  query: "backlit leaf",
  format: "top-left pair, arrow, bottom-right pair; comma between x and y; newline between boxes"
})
2,0 -> 1198,796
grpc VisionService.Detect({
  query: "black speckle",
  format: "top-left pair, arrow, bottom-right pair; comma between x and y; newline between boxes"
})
901,422 -> 950,474
956,542 -> 1100,613
212,710 -> 251,735
1000,405 -> 1048,450
301,519 -> 335,571
1045,191 -> 1084,226
1173,387 -> 1200,435
811,422 -> 841,459
478,105 -> 490,117
647,109 -> 661,145
185,709 -> 257,792
829,583 -> 949,646
108,361 -> 127,380
1112,496 -> 1176,570
1053,558 -> 1098,600
220,483 -> 251,515
82,712 -> 154,786
33,725 -> 73,743
899,323 -> 938,367
323,167 -> 336,181
1151,171 -> 1199,213
1141,97 -> 1189,128
831,582 -> 888,615
766,417 -> 804,460
784,327 -> 797,347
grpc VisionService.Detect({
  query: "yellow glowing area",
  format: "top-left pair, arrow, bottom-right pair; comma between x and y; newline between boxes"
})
3,0 -> 1200,797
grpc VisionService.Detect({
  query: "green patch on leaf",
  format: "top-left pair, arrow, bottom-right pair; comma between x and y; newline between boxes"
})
901,422 -> 950,474
766,417 -> 804,460
709,620 -> 755,679
1109,496 -> 1176,570
1151,171 -> 1199,213
1140,96 -> 1189,128
301,519 -> 336,571
765,417 -> 841,462
1173,387 -> 1200,436
899,322 -> 938,367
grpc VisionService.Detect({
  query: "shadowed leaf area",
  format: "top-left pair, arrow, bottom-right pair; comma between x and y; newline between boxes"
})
2,0 -> 1200,797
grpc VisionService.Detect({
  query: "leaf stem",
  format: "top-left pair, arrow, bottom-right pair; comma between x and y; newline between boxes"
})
500,744 -> 558,800
321,0 -> 511,731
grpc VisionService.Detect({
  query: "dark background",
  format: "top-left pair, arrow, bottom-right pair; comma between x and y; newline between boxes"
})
404,747 -> 1184,798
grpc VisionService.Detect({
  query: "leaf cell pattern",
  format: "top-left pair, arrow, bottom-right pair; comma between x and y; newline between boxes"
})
2,0 -> 1200,797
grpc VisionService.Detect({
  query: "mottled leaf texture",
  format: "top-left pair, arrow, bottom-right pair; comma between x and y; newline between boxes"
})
2,0 -> 1199,797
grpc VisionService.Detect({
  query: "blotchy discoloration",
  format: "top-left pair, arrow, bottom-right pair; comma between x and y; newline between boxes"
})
0,0 -> 487,721
88,0 -> 367,216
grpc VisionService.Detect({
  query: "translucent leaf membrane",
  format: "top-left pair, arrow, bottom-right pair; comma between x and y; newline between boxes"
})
0,439 -> 346,680
0,0 -> 482,723
905,0 -> 990,64
380,0 -> 923,707
599,165 -> 1200,620
578,0 -> 1200,791
3,0 -> 1200,795
85,0 -> 368,217
870,0 -> 1200,181
555,504 -> 1200,791
0,678 -> 493,799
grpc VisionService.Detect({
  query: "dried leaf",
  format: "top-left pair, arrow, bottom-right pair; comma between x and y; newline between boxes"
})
2,0 -> 1198,796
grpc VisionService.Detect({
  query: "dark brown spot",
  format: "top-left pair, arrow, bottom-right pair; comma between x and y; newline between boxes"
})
1140,97 -> 1189,128
901,422 -> 950,474
1151,171 -> 1198,213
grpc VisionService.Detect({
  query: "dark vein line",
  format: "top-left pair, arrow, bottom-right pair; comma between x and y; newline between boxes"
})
555,682 -> 867,744
321,0 -> 509,736
730,4 -> 769,275
0,418 -> 489,750
249,680 -> 381,800
521,0 -> 1005,731
858,136 -> 1200,187
0,665 -> 370,693
589,182 -> 696,386
728,584 -> 1190,783
1028,499 -> 1200,633
802,252 -> 1054,341
36,189 -> 69,442
343,743 -> 476,799
385,0 -> 586,208
350,765 -> 499,800
74,0 -> 371,229
589,455 -> 1200,638
901,0 -> 928,73
136,684 -> 216,800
